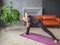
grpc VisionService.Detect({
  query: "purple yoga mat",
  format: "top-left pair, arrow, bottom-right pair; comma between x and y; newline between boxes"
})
20,32 -> 60,45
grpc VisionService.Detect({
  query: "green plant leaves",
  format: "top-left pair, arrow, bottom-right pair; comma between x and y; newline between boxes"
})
0,2 -> 20,25
11,9 -> 20,21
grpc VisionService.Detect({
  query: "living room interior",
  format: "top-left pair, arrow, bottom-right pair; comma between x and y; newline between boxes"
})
0,0 -> 60,45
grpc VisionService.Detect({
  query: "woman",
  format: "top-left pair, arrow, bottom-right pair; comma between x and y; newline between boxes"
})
21,12 -> 58,43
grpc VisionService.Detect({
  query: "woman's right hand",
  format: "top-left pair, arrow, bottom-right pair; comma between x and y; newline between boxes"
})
20,17 -> 30,27
20,17 -> 27,22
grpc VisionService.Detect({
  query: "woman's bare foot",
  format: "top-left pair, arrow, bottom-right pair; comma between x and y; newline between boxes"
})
54,39 -> 58,43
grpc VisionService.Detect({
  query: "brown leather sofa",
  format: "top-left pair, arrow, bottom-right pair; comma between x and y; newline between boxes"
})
35,15 -> 60,26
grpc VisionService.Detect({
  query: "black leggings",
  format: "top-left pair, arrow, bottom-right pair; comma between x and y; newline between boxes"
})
26,21 -> 57,40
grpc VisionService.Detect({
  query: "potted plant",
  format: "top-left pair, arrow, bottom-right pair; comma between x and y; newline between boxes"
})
0,2 -> 20,26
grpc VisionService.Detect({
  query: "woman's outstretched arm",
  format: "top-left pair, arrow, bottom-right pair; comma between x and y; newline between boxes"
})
25,13 -> 30,27
20,12 -> 30,27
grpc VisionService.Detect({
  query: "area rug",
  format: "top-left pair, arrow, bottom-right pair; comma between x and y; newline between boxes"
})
20,32 -> 60,45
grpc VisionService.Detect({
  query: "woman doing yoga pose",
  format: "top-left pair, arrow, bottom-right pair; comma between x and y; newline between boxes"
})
21,12 -> 59,43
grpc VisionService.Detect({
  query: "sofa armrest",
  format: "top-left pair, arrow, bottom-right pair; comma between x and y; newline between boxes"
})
56,18 -> 60,24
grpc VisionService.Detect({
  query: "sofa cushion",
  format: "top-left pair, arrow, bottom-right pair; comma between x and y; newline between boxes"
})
34,15 -> 43,21
43,15 -> 56,20
43,20 -> 58,26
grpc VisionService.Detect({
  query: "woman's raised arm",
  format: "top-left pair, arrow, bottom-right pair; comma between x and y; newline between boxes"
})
25,12 -> 30,27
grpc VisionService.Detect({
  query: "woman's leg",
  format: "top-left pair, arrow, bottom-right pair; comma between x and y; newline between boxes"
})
26,23 -> 31,35
37,21 -> 58,41
26,26 -> 30,34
